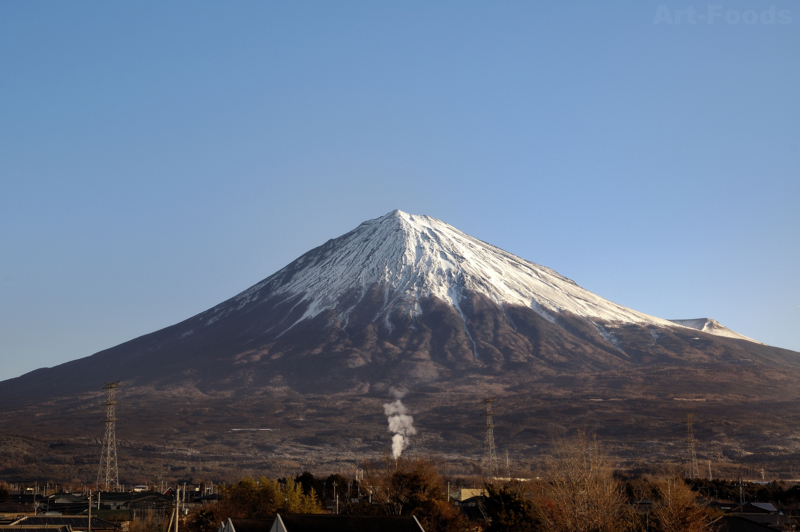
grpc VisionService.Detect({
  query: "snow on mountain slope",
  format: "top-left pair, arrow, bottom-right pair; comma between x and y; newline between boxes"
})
669,318 -> 760,343
226,210 -> 679,334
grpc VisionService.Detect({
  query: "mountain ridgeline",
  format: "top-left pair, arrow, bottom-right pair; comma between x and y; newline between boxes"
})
1,210 -> 796,399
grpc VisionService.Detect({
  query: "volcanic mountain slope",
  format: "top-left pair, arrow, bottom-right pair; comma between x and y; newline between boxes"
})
0,209 -> 796,400
2,210 -> 800,484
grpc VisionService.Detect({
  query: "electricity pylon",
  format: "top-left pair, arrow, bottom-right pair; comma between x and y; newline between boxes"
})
97,381 -> 120,490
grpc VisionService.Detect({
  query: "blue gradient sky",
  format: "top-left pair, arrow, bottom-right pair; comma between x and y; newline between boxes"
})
1,1 -> 798,382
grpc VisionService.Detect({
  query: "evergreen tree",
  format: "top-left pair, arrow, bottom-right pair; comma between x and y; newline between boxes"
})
295,471 -> 324,501
483,483 -> 543,532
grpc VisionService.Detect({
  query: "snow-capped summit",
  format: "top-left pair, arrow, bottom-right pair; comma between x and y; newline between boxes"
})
206,209 -> 762,348
229,209 -> 675,332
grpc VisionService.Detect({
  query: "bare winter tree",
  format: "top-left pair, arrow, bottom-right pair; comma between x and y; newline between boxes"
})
541,433 -> 630,532
649,478 -> 718,532
361,455 -> 466,532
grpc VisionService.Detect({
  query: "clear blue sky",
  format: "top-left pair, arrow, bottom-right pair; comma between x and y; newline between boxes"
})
1,1 -> 798,382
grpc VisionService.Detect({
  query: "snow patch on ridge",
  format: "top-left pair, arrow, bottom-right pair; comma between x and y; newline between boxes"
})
669,318 -> 760,343
595,323 -> 626,354
649,328 -> 660,342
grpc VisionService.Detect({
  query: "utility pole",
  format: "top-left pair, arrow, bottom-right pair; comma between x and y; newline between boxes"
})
88,490 -> 92,532
685,413 -> 698,479
174,487 -> 180,532
739,476 -> 744,514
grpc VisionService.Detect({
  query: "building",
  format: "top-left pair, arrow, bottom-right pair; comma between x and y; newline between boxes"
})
271,515 -> 424,532
218,515 -> 425,532
8,517 -> 117,532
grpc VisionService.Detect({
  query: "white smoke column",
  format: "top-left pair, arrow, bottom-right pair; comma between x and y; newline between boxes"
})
383,388 -> 416,459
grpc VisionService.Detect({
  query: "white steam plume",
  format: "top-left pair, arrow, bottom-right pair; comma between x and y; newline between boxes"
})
383,388 -> 416,459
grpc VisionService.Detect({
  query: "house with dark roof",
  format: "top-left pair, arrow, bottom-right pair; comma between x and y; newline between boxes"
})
218,518 -> 275,532
219,515 -> 426,532
716,515 -> 781,532
0,525 -> 71,532
726,502 -> 787,527
9,516 -> 117,532
270,515 -> 424,532
453,496 -> 488,523
736,502 -> 778,514
0,501 -> 35,518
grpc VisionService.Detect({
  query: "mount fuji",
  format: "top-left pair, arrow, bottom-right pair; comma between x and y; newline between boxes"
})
1,210 -> 798,482
0,209 -> 769,396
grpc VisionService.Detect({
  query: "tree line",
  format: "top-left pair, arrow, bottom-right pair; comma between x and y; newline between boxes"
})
180,434 -> 798,532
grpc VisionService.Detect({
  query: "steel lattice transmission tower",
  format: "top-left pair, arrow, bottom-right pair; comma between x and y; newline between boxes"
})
97,381 -> 121,490
685,413 -> 699,479
482,397 -> 498,479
